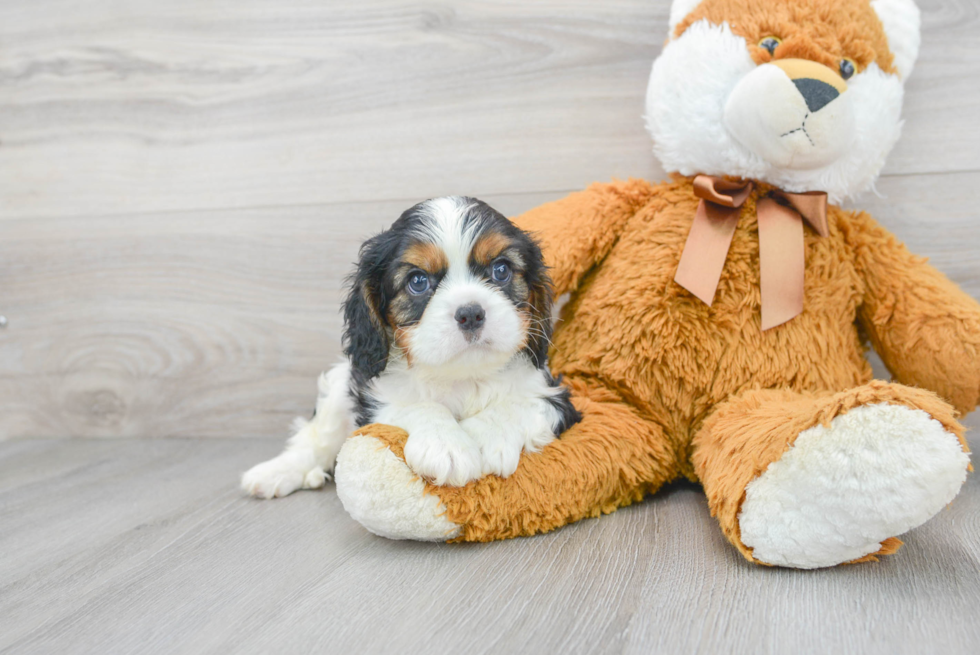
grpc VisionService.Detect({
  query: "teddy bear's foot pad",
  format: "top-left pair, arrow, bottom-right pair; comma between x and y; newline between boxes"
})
738,403 -> 970,569
334,433 -> 462,541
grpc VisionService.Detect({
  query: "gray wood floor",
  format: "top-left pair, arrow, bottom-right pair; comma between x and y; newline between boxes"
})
2,1 -> 980,653
1,437 -> 979,655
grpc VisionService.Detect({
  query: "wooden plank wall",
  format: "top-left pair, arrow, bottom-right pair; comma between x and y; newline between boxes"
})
1,0 -> 978,439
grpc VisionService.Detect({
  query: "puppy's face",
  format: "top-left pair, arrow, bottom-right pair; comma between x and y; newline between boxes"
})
343,197 -> 553,381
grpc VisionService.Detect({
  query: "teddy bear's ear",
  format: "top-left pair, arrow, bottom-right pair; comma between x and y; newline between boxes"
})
871,0 -> 921,80
668,0 -> 703,36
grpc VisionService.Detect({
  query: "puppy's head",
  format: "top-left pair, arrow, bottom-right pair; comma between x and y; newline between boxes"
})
343,196 -> 553,382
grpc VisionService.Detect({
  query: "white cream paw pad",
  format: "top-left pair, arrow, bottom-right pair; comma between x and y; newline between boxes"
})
738,403 -> 970,569
334,434 -> 462,541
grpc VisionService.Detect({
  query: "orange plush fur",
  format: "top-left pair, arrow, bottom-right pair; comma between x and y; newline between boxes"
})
361,177 -> 978,553
675,0 -> 898,74
347,0 -> 979,564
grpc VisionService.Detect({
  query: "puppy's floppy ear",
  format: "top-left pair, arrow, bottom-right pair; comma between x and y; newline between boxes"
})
343,231 -> 400,382
521,237 -> 557,369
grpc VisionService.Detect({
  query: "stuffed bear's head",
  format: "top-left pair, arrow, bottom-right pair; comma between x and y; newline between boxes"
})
644,0 -> 920,202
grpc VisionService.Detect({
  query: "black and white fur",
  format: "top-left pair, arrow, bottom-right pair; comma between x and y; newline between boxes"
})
242,196 -> 580,496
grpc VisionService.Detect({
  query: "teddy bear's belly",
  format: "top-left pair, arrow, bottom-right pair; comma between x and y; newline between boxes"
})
549,209 -> 873,443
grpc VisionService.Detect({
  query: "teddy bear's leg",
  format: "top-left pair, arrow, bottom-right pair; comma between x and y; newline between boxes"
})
691,382 -> 971,569
334,378 -> 680,541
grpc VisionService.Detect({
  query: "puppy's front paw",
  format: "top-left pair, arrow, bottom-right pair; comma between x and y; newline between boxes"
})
459,416 -> 522,478
241,454 -> 324,499
403,428 -> 483,487
478,438 -> 522,478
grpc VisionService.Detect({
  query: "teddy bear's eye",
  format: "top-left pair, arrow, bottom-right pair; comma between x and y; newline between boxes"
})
839,58 -> 856,80
759,37 -> 781,55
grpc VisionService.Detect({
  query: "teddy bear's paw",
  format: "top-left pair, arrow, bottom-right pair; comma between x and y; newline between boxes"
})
738,403 -> 970,569
334,433 -> 462,541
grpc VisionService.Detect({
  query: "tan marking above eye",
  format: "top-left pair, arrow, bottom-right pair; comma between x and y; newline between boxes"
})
472,231 -> 514,266
504,247 -> 526,270
402,242 -> 448,273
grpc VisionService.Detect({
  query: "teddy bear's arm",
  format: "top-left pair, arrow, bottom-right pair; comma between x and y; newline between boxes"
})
512,179 -> 657,296
845,211 -> 980,415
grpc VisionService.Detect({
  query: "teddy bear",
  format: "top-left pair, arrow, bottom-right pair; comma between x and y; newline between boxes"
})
330,0 -> 980,569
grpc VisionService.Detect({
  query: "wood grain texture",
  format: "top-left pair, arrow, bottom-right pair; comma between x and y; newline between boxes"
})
2,2 -> 980,653
0,0 -> 978,221
1,437 -> 979,655
1,0 -> 979,439
0,0 -> 667,219
0,191 -> 567,439
1,174 -> 977,439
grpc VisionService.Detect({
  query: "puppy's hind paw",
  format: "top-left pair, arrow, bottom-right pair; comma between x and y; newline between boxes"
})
304,466 -> 329,489
241,454 -> 316,499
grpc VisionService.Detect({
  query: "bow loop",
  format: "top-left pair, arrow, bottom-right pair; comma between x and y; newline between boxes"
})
674,175 -> 830,330
692,176 -> 754,208
770,189 -> 830,238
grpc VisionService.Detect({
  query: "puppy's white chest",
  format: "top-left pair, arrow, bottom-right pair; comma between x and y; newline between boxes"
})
373,369 -> 497,420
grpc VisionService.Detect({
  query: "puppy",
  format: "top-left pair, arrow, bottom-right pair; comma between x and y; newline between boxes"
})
242,196 -> 580,497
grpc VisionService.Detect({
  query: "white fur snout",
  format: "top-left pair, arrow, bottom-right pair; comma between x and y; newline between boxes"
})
408,279 -> 524,375
724,64 -> 854,170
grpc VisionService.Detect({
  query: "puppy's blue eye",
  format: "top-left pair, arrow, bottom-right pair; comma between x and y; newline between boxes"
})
407,271 -> 430,295
491,261 -> 512,284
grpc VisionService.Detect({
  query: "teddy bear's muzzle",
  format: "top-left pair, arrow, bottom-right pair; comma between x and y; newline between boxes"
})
723,58 -> 854,170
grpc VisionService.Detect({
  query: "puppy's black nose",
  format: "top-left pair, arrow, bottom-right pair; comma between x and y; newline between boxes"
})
455,303 -> 485,331
793,78 -> 840,113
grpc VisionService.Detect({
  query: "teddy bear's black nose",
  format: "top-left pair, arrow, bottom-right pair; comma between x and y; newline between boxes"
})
793,78 -> 840,113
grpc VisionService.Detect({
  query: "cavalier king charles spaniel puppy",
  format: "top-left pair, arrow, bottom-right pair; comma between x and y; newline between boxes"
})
242,196 -> 580,496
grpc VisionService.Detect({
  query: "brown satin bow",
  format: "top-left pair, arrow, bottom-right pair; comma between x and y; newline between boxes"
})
673,175 -> 829,330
